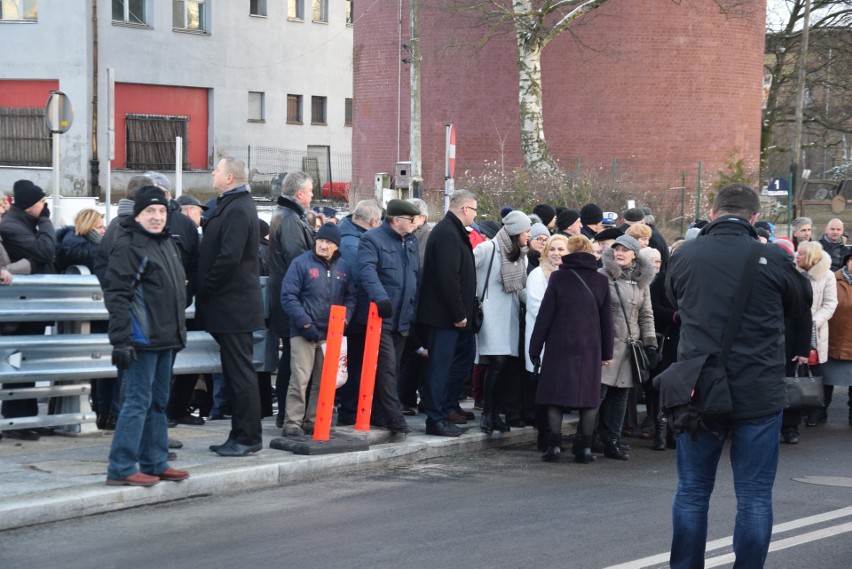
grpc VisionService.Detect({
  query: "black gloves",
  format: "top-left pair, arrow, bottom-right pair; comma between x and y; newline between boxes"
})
530,355 -> 541,370
300,324 -> 324,343
644,345 -> 660,369
112,344 -> 136,370
376,299 -> 393,319
39,204 -> 50,219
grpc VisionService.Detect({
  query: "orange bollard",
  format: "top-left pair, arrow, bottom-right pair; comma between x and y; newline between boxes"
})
312,305 -> 347,441
354,302 -> 383,431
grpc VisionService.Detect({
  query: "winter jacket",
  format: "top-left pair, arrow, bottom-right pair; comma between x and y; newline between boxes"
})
55,226 -> 101,273
524,266 -> 549,372
280,249 -> 356,337
598,248 -> 656,388
530,252 -> 614,408
798,251 -> 838,362
666,216 -> 805,420
828,270 -> 852,361
166,203 -> 200,304
338,215 -> 368,284
268,195 -> 314,336
417,211 -> 476,330
195,187 -> 264,334
474,235 -> 526,357
353,221 -> 419,333
103,216 -> 186,350
0,205 -> 55,274
649,268 -> 680,377
819,235 -> 849,272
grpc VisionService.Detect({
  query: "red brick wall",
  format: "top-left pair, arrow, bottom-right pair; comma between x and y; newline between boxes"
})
352,0 -> 767,205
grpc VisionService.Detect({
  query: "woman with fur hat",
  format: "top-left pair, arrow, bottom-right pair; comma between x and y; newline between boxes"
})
597,235 -> 658,460
475,210 -> 531,434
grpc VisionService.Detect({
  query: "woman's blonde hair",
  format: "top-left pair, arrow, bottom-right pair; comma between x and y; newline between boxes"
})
74,208 -> 104,236
625,223 -> 652,240
566,234 -> 593,254
797,241 -> 824,271
540,233 -> 570,278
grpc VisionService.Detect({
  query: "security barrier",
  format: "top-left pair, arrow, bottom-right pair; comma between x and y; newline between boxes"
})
0,275 -> 276,435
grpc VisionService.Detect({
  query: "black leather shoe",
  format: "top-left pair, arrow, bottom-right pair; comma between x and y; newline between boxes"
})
491,414 -> 511,433
177,414 -> 205,426
3,428 -> 40,441
215,441 -> 263,457
209,439 -> 235,452
426,420 -> 463,437
387,420 -> 411,434
604,439 -> 630,461
542,446 -> 561,462
479,413 -> 493,434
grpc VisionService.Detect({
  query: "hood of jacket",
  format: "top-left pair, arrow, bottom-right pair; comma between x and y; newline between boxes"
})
600,247 -> 655,288
338,215 -> 366,240
801,250 -> 832,282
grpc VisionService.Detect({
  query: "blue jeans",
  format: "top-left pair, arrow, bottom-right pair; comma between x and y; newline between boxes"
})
107,350 -> 175,480
671,411 -> 782,569
421,327 -> 475,424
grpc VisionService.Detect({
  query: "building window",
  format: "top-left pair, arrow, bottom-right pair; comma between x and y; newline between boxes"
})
311,96 -> 327,126
112,0 -> 146,25
250,0 -> 266,17
287,94 -> 302,124
344,98 -> 352,127
173,0 -> 207,32
288,0 -> 303,20
0,0 -> 38,21
0,107 -> 50,166
248,91 -> 265,122
125,114 -> 188,170
345,0 -> 353,25
312,0 -> 327,23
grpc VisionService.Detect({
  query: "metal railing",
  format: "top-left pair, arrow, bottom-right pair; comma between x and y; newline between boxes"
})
0,275 -> 276,435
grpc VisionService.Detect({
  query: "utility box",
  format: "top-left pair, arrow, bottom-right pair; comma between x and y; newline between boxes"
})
394,162 -> 412,189
375,172 -> 389,201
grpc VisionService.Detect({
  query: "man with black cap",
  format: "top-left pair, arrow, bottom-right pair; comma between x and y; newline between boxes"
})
0,180 -> 56,440
532,203 -> 557,232
102,185 -> 188,486
556,208 -> 582,237
176,194 -> 207,230
353,199 -> 421,434
279,222 -> 356,437
580,203 -> 604,239
198,156 -> 265,456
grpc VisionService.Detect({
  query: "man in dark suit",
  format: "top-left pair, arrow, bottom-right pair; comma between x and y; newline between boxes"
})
197,156 -> 265,457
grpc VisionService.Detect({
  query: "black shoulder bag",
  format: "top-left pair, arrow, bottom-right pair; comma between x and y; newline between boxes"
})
472,241 -> 497,333
612,277 -> 651,385
653,242 -> 762,439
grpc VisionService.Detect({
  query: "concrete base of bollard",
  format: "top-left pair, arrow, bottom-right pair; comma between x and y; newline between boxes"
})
269,433 -> 370,455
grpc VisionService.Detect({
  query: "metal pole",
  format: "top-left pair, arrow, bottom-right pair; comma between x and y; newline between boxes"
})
791,0 -> 811,202
175,136 -> 183,198
681,172 -> 686,235
696,161 -> 702,221
611,157 -> 617,189
52,130 -> 61,224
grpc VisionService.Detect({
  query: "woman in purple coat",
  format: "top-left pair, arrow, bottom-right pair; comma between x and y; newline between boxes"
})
529,238 -> 615,463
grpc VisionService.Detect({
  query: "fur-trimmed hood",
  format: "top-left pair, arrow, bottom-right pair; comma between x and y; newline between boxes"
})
599,247 -> 656,288
800,250 -> 832,282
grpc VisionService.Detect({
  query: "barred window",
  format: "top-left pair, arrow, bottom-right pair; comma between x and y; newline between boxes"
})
287,94 -> 302,124
125,114 -> 188,170
0,107 -> 51,167
311,96 -> 327,126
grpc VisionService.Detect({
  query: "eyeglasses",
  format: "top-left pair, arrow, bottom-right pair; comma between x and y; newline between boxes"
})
398,216 -> 415,223
533,236 -> 549,243
464,205 -> 478,213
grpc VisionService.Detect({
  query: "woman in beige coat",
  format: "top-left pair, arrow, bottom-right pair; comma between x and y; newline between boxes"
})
597,235 -> 657,460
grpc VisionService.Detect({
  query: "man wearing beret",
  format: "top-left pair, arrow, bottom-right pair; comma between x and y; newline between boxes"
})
0,180 -> 56,441
556,208 -> 582,237
102,186 -> 188,486
353,199 -> 421,434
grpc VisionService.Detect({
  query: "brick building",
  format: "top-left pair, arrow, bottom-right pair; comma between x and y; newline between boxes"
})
352,0 -> 767,211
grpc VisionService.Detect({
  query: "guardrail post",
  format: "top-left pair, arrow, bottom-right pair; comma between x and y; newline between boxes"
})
313,305 -> 346,441
354,303 -> 382,431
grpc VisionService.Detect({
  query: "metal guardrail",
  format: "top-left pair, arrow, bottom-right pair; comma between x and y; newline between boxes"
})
0,275 -> 276,434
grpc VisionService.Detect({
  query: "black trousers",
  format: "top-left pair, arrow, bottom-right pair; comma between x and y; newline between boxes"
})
213,332 -> 262,445
373,332 -> 407,427
336,331 -> 365,424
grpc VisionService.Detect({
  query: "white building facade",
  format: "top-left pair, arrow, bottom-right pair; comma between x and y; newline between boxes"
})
0,0 -> 353,198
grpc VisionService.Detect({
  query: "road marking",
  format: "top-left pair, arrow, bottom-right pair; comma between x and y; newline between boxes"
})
792,476 -> 852,488
603,506 -> 852,569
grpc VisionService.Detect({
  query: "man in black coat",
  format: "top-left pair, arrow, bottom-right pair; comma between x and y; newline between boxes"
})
665,184 -> 805,569
197,157 -> 265,457
268,171 -> 315,427
417,189 -> 479,437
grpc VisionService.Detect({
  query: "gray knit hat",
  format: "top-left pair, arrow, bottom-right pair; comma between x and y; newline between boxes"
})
611,234 -> 641,255
502,210 -> 532,236
530,223 -> 550,240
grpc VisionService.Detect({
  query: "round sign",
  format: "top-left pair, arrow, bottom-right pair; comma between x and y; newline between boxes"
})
45,91 -> 73,134
448,124 -> 456,179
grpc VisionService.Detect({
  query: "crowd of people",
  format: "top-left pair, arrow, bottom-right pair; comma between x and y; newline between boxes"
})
1,174 -> 850,497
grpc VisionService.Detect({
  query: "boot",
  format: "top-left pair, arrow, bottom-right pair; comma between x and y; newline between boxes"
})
573,435 -> 596,464
603,438 -> 629,461
480,412 -> 493,434
542,433 -> 561,462
491,412 -> 511,433
536,428 -> 549,452
652,416 -> 667,451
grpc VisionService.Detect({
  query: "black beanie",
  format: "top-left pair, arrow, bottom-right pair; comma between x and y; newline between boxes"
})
315,222 -> 341,246
12,180 -> 46,210
532,204 -> 556,226
556,209 -> 581,232
580,203 -> 603,225
133,186 -> 168,216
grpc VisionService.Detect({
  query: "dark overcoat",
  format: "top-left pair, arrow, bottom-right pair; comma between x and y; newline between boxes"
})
529,252 -> 614,408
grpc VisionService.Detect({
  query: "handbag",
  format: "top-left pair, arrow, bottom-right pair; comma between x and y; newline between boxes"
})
785,364 -> 824,409
472,241 -> 497,333
654,242 -> 762,438
612,278 -> 650,384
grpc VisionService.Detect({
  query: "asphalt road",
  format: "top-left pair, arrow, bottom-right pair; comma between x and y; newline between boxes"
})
2,411 -> 851,569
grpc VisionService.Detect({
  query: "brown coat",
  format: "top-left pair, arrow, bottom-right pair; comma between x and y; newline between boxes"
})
827,270 -> 852,361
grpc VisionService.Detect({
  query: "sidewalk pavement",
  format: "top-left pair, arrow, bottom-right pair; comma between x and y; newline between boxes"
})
0,405 -> 559,531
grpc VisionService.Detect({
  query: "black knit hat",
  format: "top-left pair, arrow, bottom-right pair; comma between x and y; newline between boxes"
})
533,204 -> 556,226
133,186 -> 169,216
594,227 -> 624,242
12,180 -> 46,210
580,203 -> 603,225
556,209 -> 581,232
315,222 -> 341,246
